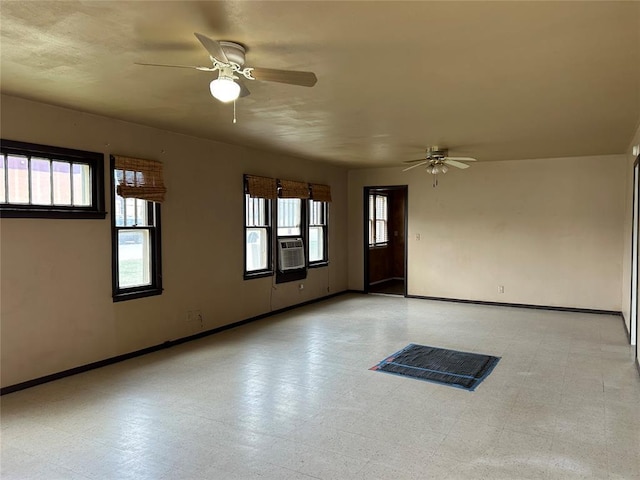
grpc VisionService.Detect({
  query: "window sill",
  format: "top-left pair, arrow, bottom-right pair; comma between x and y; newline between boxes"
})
309,261 -> 329,269
369,243 -> 389,250
244,270 -> 274,280
113,287 -> 163,303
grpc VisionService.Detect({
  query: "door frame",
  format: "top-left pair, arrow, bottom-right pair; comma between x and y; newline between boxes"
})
363,185 -> 408,296
632,157 -> 640,354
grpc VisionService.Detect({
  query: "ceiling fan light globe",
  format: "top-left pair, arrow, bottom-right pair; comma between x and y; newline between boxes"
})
209,78 -> 240,102
440,165 -> 449,174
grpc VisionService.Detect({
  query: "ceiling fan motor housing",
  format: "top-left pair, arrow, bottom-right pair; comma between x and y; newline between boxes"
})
427,146 -> 448,159
219,41 -> 246,66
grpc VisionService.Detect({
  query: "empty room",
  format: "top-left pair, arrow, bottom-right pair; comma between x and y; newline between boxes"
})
1,1 -> 639,479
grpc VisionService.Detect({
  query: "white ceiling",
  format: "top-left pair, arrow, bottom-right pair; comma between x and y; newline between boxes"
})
1,1 -> 639,168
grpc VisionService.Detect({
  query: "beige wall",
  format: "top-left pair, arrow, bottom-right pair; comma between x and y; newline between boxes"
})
1,92 -> 633,389
0,95 -> 348,388
349,154 -> 627,311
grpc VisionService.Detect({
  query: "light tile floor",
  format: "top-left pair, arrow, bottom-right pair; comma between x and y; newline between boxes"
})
1,294 -> 639,479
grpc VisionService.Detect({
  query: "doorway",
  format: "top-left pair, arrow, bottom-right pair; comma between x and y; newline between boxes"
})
364,186 -> 408,296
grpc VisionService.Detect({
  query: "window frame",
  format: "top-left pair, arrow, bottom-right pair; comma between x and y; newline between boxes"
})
308,199 -> 329,268
111,158 -> 163,302
0,139 -> 106,219
277,197 -> 303,237
275,196 -> 307,284
244,193 -> 273,279
369,193 -> 388,248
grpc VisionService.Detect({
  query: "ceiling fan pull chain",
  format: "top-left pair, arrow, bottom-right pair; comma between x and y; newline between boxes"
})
233,99 -> 237,124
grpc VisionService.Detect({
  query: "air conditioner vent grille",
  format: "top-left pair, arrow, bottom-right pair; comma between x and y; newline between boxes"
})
278,238 -> 305,271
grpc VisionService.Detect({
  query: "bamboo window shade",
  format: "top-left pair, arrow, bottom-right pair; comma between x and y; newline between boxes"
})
310,183 -> 332,202
113,155 -> 167,202
279,179 -> 310,199
245,175 -> 278,199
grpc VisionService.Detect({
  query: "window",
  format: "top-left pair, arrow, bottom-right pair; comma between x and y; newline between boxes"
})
111,155 -> 164,301
276,196 -> 306,284
276,179 -> 309,283
369,193 -> 388,246
0,139 -> 105,218
243,175 -> 331,280
309,199 -> 328,265
245,195 -> 272,276
277,198 -> 302,236
244,175 -> 276,278
273,180 -> 309,284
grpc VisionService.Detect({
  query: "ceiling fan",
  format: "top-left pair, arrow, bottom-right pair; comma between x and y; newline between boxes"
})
135,33 -> 318,104
403,146 -> 477,186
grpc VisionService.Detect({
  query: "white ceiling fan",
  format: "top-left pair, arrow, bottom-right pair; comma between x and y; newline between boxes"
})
135,33 -> 318,104
403,146 -> 477,186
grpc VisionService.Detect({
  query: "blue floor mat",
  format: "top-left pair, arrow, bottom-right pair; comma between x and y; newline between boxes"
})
370,343 -> 500,391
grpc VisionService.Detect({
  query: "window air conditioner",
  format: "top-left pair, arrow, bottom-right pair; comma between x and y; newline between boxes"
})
278,238 -> 305,271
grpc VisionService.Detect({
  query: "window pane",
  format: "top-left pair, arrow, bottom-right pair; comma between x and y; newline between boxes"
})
72,163 -> 91,206
52,161 -> 71,205
277,198 -> 301,236
309,200 -> 317,224
369,195 -> 375,222
369,220 -> 374,245
245,195 -> 251,225
369,195 -> 376,245
114,194 -> 125,227
7,155 -> 29,204
0,156 -> 6,203
309,200 -> 325,226
30,157 -> 52,205
136,199 -> 148,226
376,195 -> 388,220
246,196 -> 267,227
256,198 -> 265,225
118,229 -> 151,288
125,197 -> 136,226
245,195 -> 252,225
246,228 -> 268,271
369,194 -> 388,245
124,170 -> 136,186
376,220 -> 387,243
309,226 -> 324,262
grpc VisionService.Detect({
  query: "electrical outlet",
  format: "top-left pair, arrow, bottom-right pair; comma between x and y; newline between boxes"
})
416,233 -> 421,241
498,285 -> 505,294
299,283 -> 304,290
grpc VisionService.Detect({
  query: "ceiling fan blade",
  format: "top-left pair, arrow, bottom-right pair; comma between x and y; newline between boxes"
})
250,67 -> 317,87
445,156 -> 477,162
194,32 -> 229,63
402,161 -> 429,172
135,62 -> 215,72
403,158 -> 428,164
444,159 -> 471,169
238,81 -> 251,98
